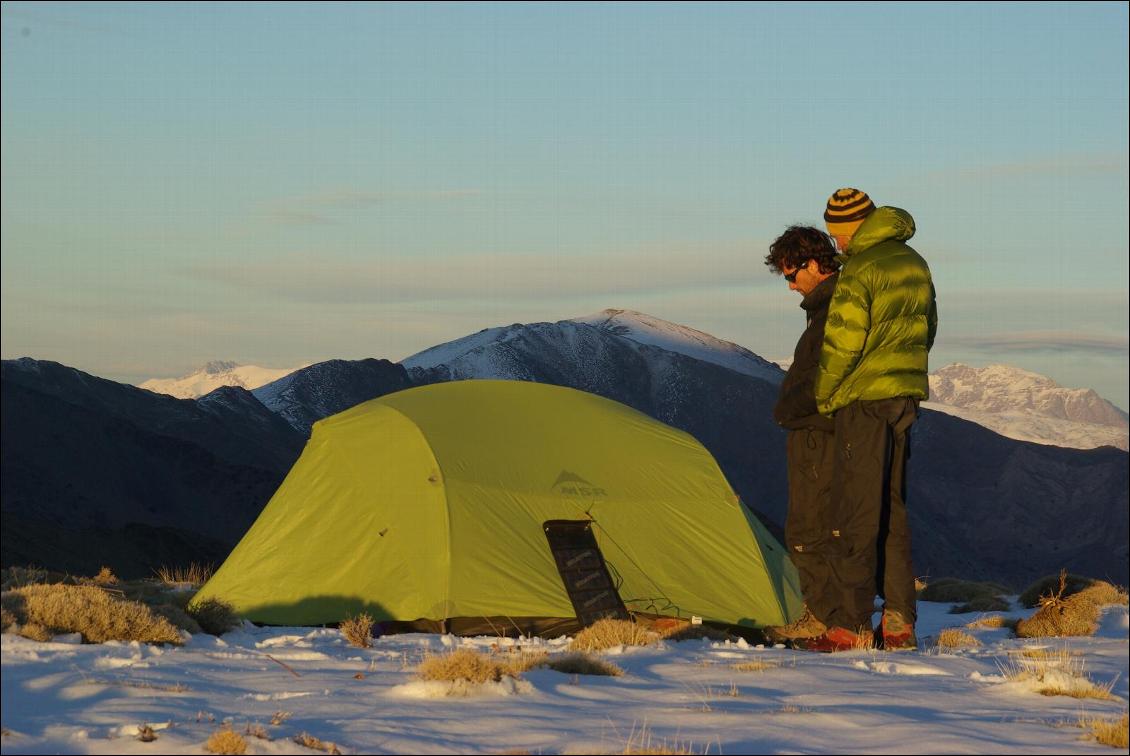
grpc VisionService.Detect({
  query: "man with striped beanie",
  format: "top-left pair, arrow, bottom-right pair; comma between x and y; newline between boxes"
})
794,188 -> 938,652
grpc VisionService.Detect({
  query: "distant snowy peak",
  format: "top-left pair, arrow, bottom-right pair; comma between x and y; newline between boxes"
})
929,364 -> 1127,427
400,325 -> 518,373
926,363 -> 1128,451
140,361 -> 306,399
402,309 -> 785,384
571,309 -> 782,382
576,309 -> 783,383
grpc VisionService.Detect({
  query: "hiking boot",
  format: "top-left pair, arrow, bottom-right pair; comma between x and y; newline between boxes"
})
792,626 -> 874,653
763,607 -> 827,643
879,610 -> 917,651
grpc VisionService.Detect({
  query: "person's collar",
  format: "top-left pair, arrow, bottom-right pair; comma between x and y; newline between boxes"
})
801,273 -> 838,311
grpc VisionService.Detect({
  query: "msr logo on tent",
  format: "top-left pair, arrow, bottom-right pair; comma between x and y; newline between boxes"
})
552,470 -> 607,498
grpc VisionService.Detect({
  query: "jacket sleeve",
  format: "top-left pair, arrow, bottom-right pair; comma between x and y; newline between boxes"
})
926,283 -> 938,352
815,266 -> 872,413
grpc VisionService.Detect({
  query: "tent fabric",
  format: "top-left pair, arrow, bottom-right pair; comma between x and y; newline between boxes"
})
194,379 -> 803,630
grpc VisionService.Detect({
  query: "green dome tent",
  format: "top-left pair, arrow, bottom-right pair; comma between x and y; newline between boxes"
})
194,380 -> 803,635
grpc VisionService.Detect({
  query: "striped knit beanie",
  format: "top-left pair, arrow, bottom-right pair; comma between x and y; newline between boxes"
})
824,188 -> 875,239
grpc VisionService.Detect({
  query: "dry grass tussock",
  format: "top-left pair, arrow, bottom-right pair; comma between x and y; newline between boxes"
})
205,728 -> 247,755
1,583 -> 182,644
621,724 -> 713,755
91,566 -> 118,586
294,732 -> 343,754
571,619 -> 659,652
935,628 -> 981,649
1002,646 -> 1116,700
243,723 -> 270,741
1077,712 -> 1129,749
340,612 -> 375,648
417,648 -> 527,684
1016,572 -> 1127,638
964,614 -> 1015,630
186,597 -> 240,636
417,648 -> 623,684
154,562 -> 214,586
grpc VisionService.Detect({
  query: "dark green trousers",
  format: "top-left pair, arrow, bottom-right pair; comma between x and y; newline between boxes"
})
784,428 -> 839,626
826,397 -> 919,631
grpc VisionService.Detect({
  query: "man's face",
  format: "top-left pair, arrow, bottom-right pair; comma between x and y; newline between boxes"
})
781,260 -> 821,296
831,234 -> 852,252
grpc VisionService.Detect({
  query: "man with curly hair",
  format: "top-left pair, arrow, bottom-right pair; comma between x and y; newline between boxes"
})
761,225 -> 842,645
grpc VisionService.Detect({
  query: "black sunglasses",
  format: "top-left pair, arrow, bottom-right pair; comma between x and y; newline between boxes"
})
784,262 -> 809,283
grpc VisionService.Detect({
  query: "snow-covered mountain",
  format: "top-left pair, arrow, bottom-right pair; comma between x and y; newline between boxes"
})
139,360 -> 305,399
403,309 -> 785,384
570,309 -> 784,383
925,364 -> 1128,451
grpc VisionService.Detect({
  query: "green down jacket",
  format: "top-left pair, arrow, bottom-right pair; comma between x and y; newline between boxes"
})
815,206 -> 938,416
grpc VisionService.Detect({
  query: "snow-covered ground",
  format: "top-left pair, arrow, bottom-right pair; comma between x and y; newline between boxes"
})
3,601 -> 1127,754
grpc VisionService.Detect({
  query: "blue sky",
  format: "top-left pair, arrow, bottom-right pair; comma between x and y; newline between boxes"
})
2,2 -> 1127,408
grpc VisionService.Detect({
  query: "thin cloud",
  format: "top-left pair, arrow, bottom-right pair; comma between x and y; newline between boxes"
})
1,7 -> 137,38
256,189 -> 482,225
944,330 -> 1128,356
938,152 -> 1129,181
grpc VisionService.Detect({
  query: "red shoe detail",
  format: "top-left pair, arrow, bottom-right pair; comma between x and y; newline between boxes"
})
880,610 -> 917,651
793,626 -> 874,653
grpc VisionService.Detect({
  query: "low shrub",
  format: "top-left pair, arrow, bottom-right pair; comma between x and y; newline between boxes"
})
935,628 -> 981,649
187,597 -> 240,636
294,732 -> 342,754
1079,712 -> 1128,749
150,603 -> 203,635
1,584 -> 182,644
90,567 -> 118,586
417,648 -> 518,684
205,728 -> 247,755
964,615 -> 1010,629
154,563 -> 215,586
570,619 -> 658,652
340,612 -> 375,648
1016,575 -> 1126,639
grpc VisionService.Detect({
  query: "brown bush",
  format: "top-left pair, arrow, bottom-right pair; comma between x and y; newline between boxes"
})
187,597 -> 240,635
155,563 -> 215,586
205,728 -> 247,755
1016,576 -> 1125,639
1,584 -> 182,644
570,619 -> 658,652
340,612 -> 375,648
294,732 -> 343,754
1080,712 -> 1129,749
417,648 -> 518,684
935,628 -> 981,649
91,567 -> 118,586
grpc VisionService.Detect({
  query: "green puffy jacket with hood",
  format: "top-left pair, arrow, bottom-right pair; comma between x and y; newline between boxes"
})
815,206 -> 938,416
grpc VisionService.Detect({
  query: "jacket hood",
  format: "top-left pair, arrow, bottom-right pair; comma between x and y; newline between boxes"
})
842,206 -> 916,258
